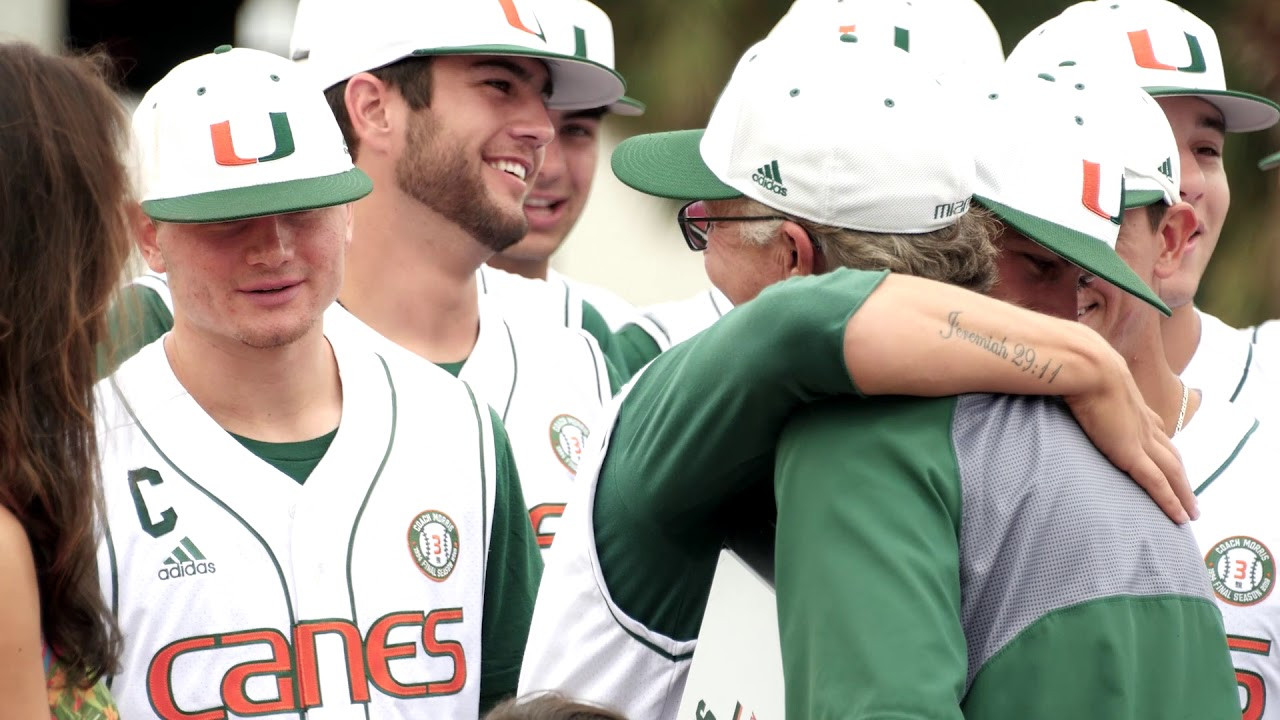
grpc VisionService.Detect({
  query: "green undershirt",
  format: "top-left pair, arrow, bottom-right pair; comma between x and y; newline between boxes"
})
229,429 -> 338,484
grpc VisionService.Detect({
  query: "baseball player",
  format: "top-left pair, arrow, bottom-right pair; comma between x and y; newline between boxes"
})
519,37 -> 1200,720
480,0 -> 643,313
96,46 -> 541,717
294,0 -> 634,371
610,0 -> 1011,372
773,63 -> 1239,720
1007,0 -> 1280,419
286,0 -> 627,555
1068,60 -> 1279,720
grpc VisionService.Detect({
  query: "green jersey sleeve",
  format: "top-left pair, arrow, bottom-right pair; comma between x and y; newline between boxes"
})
593,268 -> 888,640
773,395 -> 967,719
609,323 -> 664,383
479,407 -> 543,713
581,300 -> 631,385
97,283 -> 174,377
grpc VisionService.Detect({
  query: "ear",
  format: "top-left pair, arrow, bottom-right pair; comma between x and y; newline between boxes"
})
342,203 -> 355,249
1154,201 -> 1197,280
133,204 -> 166,273
780,220 -> 821,278
345,73 -> 399,159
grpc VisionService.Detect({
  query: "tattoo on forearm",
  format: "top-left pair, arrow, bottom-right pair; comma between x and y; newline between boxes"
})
939,311 -> 1064,384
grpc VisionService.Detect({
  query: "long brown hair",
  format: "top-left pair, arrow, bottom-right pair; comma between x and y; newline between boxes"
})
0,42 -> 131,685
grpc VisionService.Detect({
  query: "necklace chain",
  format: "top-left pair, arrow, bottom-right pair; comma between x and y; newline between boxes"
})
1175,380 -> 1190,434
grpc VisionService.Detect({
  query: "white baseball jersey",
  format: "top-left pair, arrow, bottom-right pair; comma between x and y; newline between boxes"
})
1245,319 -> 1280,350
327,297 -> 611,554
637,288 -> 734,352
518,382 -> 697,720
1176,396 -> 1279,719
96,332 -> 498,719
1182,308 -> 1279,421
477,265 -> 585,330
551,269 -> 643,332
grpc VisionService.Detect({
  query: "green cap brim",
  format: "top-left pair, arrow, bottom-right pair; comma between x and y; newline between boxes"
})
410,45 -> 624,111
975,194 -> 1171,316
610,129 -> 740,200
1123,189 -> 1166,209
141,168 -> 372,223
1144,86 -> 1280,133
609,96 -> 646,117
1259,151 -> 1280,171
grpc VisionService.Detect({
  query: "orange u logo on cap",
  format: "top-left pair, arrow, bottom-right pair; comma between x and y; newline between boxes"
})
496,0 -> 545,42
210,112 -> 296,167
1082,160 -> 1123,225
1127,30 -> 1206,73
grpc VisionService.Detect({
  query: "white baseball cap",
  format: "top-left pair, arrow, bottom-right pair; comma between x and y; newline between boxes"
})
290,0 -> 625,111
540,0 -> 644,116
133,45 -> 371,223
1119,81 -> 1181,208
1007,0 -> 1279,133
768,0 -> 1004,91
611,38 -> 975,234
973,64 -> 1170,314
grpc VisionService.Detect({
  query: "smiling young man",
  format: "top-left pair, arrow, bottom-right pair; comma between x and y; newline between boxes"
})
1073,71 -> 1279,720
292,0 -> 627,555
96,46 -> 541,717
519,36 -> 1206,720
1007,0 -> 1280,418
481,0 -> 648,328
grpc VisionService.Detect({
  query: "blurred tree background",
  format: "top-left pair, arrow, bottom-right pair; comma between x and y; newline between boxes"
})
596,0 -> 1280,328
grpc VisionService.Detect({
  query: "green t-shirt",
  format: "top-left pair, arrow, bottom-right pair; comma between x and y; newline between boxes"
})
229,429 -> 337,484
592,268 -> 887,641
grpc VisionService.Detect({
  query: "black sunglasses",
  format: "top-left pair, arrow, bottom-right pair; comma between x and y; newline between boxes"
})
676,200 -> 790,252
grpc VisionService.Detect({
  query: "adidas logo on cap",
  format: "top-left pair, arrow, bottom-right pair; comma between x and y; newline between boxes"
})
1158,157 -> 1174,182
753,160 -> 788,197
156,536 -> 217,581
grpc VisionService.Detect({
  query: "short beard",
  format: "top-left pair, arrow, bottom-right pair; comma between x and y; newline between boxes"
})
234,315 -> 317,350
395,110 -> 529,253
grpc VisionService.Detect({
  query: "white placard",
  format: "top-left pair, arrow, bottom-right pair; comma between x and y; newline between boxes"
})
676,549 -> 784,720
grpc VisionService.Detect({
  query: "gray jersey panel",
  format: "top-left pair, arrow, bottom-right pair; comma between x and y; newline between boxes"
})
952,394 -> 1213,692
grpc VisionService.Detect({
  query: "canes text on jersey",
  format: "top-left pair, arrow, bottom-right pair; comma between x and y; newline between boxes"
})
147,609 -> 465,717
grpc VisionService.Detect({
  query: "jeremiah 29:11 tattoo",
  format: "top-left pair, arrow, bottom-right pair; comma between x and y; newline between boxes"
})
938,311 -> 1063,384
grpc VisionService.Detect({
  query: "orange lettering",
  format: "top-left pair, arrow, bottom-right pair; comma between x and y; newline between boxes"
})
219,629 -> 297,714
424,609 -> 467,695
367,612 -> 429,698
148,635 -> 223,720
529,503 -> 567,549
293,619 -> 370,707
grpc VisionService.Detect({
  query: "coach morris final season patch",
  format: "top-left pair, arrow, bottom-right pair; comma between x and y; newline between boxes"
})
408,510 -> 460,582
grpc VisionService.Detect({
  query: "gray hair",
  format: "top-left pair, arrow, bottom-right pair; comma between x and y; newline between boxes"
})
730,197 -> 999,293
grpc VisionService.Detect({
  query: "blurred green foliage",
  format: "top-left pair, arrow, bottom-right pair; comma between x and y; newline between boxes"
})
597,0 -> 1280,327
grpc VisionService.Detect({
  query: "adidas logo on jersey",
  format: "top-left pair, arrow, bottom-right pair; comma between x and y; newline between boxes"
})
752,160 -> 788,197
157,536 -> 217,581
